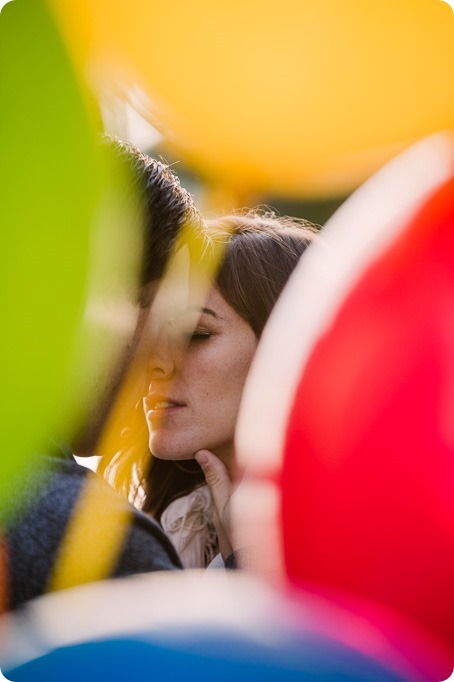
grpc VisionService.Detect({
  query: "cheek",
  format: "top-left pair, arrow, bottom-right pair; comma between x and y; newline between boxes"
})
219,346 -> 256,407
185,333 -> 257,412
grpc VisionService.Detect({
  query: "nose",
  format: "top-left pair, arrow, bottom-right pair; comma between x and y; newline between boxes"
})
147,332 -> 176,381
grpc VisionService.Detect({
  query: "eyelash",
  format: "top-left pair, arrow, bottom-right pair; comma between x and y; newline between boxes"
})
187,329 -> 211,342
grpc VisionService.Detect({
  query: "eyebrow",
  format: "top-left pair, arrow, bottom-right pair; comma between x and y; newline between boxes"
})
187,305 -> 219,319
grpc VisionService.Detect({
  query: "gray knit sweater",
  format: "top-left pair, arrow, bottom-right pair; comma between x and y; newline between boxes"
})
3,450 -> 182,610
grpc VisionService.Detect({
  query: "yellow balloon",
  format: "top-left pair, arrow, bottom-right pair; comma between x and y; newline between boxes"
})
51,0 -> 454,197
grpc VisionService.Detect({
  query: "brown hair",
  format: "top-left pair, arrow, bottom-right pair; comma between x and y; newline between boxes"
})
142,209 -> 319,521
212,211 -> 318,336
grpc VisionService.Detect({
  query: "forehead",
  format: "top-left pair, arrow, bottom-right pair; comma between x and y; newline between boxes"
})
148,259 -> 209,319
136,274 -> 211,349
201,287 -> 237,321
167,287 -> 238,325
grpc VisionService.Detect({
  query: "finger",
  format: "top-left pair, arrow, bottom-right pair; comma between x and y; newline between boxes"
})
194,449 -> 231,512
195,449 -> 233,561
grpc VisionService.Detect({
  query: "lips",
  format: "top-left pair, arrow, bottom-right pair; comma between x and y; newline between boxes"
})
143,394 -> 185,413
153,400 -> 177,409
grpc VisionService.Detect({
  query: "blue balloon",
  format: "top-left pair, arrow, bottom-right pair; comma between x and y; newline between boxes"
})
7,628 -> 409,682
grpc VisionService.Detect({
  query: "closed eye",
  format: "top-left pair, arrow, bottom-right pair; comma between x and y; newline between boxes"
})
188,329 -> 211,342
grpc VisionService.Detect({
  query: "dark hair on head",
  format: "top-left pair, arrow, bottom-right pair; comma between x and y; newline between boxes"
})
141,209 -> 319,523
100,135 -> 205,289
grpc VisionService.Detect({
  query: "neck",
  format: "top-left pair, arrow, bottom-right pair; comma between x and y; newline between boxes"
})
211,442 -> 234,478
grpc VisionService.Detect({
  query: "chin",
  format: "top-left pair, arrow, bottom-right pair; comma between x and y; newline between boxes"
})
149,437 -> 195,461
152,451 -> 197,461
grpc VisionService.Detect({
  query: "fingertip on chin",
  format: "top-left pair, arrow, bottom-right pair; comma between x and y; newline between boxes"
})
194,450 -> 209,467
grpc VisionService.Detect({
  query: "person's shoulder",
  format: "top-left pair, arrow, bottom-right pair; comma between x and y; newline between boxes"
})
35,454 -> 93,506
6,454 -> 182,609
109,490 -> 183,572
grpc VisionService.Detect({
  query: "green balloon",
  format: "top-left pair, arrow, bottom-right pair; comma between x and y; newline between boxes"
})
0,0 -> 101,511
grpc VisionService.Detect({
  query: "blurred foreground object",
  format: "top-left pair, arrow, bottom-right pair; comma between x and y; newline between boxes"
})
0,1 -> 183,610
236,131 -> 454,679
0,0 -> 101,511
50,0 -> 454,197
0,571 -> 419,681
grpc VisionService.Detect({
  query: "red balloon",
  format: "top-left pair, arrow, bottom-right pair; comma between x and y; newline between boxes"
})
236,133 -> 454,679
284,177 -> 454,656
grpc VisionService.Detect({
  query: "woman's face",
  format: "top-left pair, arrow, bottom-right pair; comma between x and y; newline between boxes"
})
143,286 -> 257,469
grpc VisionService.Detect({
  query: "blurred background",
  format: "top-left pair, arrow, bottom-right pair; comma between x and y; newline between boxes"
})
46,0 -> 454,225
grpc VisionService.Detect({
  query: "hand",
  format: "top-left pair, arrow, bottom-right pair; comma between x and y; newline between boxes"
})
194,449 -> 234,562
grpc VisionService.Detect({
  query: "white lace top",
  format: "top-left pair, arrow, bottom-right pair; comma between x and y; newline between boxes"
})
160,485 -> 219,568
